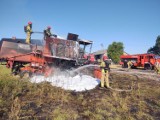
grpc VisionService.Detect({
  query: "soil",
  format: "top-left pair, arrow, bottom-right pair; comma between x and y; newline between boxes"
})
1,68 -> 160,120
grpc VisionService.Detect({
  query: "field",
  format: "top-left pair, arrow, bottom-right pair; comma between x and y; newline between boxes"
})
0,65 -> 160,120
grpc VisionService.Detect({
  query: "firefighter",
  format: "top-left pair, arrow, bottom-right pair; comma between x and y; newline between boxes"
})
44,26 -> 57,38
156,67 -> 160,74
155,62 -> 160,74
158,63 -> 160,74
127,60 -> 132,69
100,59 -> 110,88
44,26 -> 52,37
25,21 -> 33,44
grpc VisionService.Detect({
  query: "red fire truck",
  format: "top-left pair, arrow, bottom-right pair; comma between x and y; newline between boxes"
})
120,53 -> 160,70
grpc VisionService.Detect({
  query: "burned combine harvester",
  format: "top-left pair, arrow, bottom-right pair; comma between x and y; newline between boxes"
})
0,33 -> 93,77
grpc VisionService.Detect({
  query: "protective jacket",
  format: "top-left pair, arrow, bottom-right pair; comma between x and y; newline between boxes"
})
100,60 -> 110,72
26,25 -> 32,33
44,29 -> 52,37
25,24 -> 32,44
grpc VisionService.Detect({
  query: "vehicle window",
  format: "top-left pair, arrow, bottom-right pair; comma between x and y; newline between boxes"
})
149,56 -> 153,59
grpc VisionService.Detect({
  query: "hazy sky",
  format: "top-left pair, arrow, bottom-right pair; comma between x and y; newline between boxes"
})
0,0 -> 160,54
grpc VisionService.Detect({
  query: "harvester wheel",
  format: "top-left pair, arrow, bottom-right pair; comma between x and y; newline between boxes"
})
20,71 -> 32,79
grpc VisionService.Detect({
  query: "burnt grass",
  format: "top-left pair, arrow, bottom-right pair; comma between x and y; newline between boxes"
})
0,71 -> 160,120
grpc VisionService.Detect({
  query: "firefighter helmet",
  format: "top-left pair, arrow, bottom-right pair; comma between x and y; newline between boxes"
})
47,26 -> 51,29
28,21 -> 32,24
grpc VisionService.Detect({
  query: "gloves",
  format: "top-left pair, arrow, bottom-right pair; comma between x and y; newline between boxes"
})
52,34 -> 57,37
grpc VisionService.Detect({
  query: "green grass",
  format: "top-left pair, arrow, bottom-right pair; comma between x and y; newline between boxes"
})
0,65 -> 160,119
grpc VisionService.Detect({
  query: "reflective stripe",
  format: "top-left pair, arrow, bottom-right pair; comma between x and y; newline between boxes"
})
101,69 -> 105,73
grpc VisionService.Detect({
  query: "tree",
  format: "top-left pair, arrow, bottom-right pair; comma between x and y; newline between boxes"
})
148,35 -> 160,55
107,42 -> 124,64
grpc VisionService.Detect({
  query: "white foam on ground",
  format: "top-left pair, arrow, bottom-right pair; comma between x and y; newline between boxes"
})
31,74 -> 100,92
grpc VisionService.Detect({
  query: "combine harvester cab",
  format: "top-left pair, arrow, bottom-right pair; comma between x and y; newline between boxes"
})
0,33 -> 97,78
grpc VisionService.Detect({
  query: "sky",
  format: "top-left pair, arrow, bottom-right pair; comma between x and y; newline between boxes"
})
0,0 -> 160,54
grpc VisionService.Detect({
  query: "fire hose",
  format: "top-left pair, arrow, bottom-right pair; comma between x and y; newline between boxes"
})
32,31 -> 57,37
32,31 -> 44,34
70,64 -> 133,92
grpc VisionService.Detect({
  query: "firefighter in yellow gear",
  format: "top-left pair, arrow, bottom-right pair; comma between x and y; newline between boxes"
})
157,68 -> 160,74
99,59 -> 110,88
127,61 -> 132,69
25,21 -> 32,44
155,62 -> 160,74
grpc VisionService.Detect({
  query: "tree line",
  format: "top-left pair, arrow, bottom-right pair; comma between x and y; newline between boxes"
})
147,35 -> 160,55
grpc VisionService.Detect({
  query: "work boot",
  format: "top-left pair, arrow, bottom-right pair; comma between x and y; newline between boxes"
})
99,84 -> 105,89
99,86 -> 105,89
104,85 -> 109,89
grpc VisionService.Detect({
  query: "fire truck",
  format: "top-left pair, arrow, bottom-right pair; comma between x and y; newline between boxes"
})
120,53 -> 160,70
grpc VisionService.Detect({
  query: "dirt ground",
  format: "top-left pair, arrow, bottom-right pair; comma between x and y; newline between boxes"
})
0,68 -> 160,120
111,68 -> 160,81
